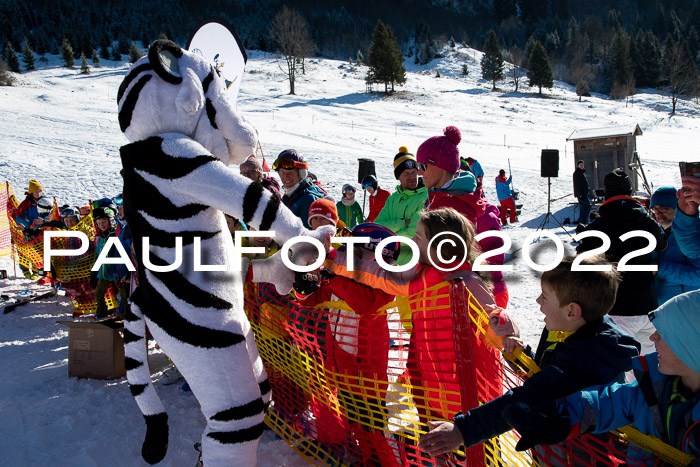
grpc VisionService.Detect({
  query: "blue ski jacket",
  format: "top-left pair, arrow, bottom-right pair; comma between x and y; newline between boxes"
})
563,352 -> 700,463
282,178 -> 326,229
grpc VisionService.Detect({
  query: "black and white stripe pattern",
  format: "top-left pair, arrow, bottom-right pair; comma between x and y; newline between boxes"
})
121,134 -> 318,465
117,40 -> 317,466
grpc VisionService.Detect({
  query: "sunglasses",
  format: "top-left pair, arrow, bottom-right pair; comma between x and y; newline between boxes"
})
273,158 -> 308,170
417,162 -> 428,172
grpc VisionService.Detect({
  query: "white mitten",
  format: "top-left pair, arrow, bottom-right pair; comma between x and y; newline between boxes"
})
305,225 -> 335,252
248,251 -> 295,295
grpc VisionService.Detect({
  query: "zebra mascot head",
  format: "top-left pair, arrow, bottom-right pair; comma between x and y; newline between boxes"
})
116,40 -> 324,465
118,39 -> 256,164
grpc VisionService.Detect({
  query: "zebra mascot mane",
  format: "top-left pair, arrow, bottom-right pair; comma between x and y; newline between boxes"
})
117,40 -> 328,465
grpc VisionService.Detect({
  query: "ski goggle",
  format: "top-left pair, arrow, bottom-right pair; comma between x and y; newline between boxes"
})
114,194 -> 123,206
273,158 -> 308,171
61,207 -> 80,219
361,181 -> 374,189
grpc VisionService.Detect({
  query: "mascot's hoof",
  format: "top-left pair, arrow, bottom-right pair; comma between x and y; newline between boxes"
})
142,412 -> 169,464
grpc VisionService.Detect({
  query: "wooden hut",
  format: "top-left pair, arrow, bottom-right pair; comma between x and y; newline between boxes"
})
566,124 -> 643,194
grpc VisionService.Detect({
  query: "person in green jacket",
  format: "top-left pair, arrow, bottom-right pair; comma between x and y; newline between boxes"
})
374,146 -> 428,265
336,184 -> 363,228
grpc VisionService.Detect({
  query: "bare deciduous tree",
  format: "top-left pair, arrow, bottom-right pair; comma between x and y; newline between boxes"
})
269,6 -> 315,95
506,45 -> 526,92
662,39 -> 698,114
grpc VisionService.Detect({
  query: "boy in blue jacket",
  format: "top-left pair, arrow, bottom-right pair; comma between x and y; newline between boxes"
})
503,289 -> 700,463
418,255 -> 641,456
90,206 -> 128,318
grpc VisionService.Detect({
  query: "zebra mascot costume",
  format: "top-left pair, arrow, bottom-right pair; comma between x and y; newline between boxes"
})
117,40 -> 329,465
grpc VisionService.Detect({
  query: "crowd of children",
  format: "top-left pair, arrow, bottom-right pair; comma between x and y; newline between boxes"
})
11,180 -> 133,318
8,139 -> 700,465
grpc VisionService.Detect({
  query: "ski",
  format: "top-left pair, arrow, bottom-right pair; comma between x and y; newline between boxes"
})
2,288 -> 57,314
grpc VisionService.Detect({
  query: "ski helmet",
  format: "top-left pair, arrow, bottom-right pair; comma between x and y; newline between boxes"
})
352,223 -> 400,263
95,197 -> 117,213
273,149 -> 309,180
93,206 -> 116,225
361,175 -> 378,191
36,197 -> 53,217
60,206 -> 81,221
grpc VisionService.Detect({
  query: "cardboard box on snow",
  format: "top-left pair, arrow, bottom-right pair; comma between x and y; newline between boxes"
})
57,319 -> 125,379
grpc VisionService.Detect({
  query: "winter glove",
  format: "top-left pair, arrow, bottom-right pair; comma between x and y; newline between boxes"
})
319,267 -> 334,281
501,401 -> 571,451
293,271 -> 321,296
89,271 -> 98,289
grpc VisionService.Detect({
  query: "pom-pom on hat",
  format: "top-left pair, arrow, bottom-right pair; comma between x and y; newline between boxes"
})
604,168 -> 632,199
650,186 -> 678,209
27,179 -> 43,195
416,126 -> 462,174
393,146 -> 418,179
308,198 -> 338,226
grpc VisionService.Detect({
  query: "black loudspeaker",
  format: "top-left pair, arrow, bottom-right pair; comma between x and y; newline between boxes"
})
358,158 -> 376,183
541,149 -> 559,178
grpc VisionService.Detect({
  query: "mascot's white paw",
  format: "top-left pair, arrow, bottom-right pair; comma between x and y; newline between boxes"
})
250,250 -> 294,295
249,225 -> 335,295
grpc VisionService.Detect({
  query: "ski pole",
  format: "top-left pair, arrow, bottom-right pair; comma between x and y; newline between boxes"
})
508,159 -> 515,192
362,190 -> 367,222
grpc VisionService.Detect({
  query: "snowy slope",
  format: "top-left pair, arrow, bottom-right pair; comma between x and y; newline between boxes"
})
1,45 -> 698,465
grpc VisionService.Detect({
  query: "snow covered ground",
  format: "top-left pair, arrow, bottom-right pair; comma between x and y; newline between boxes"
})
1,44 -> 698,465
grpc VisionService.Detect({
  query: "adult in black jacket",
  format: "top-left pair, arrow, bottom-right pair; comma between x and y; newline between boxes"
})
577,169 -> 667,355
573,160 -> 590,225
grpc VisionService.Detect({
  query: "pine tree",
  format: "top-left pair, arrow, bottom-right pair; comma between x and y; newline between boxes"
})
61,37 -> 75,68
110,46 -> 122,62
118,33 -> 130,55
524,35 -> 537,68
3,41 -> 20,73
640,31 -> 662,88
576,79 -> 590,101
80,52 -> 90,74
21,38 -> 35,71
367,20 -> 406,94
356,49 -> 364,66
100,35 -> 111,60
128,43 -> 143,63
91,49 -> 100,67
688,26 -> 700,65
527,40 -> 553,95
461,64 -> 469,76
414,23 -> 435,65
609,32 -> 634,98
481,30 -> 504,91
493,0 -> 516,21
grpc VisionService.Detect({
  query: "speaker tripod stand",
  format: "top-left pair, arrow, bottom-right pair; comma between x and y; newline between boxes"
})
536,177 -> 573,239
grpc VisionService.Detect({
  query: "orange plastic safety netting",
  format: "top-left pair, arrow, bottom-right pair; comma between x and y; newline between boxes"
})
244,279 -> 689,466
4,183 -> 101,315
0,183 -> 12,258
49,214 -> 101,315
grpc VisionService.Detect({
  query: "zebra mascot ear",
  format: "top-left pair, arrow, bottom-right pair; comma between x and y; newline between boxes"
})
149,40 -> 204,116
